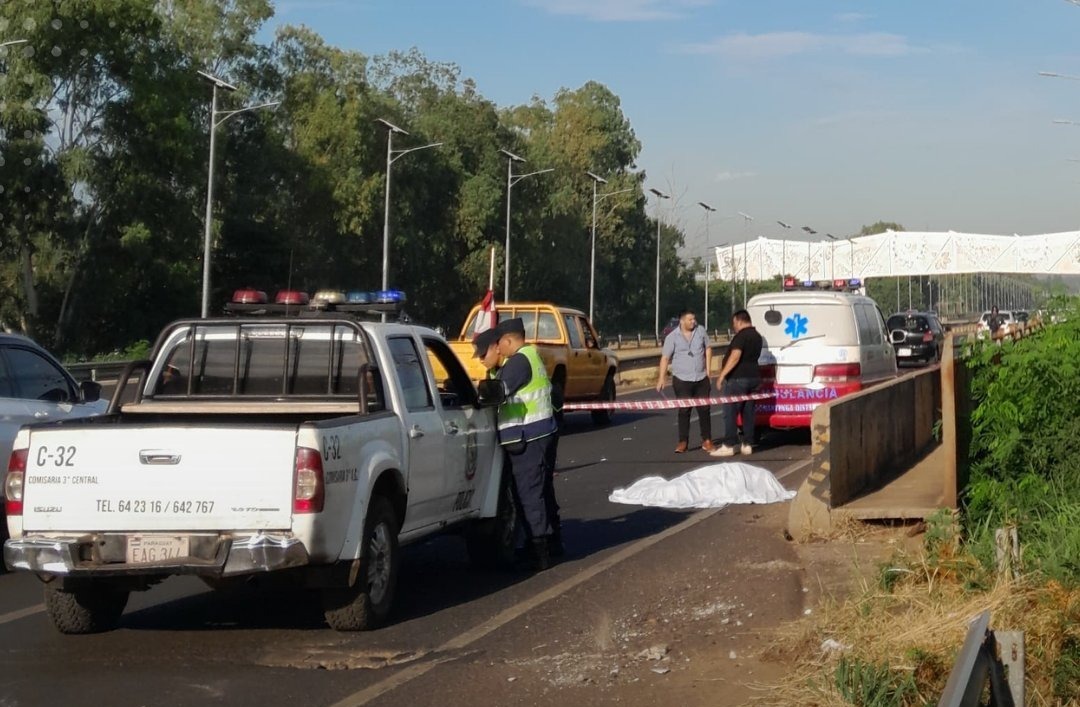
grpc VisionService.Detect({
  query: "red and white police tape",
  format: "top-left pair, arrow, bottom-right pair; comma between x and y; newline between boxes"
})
562,391 -> 775,411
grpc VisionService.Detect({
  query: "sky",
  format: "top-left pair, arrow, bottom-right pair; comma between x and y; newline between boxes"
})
262,0 -> 1080,256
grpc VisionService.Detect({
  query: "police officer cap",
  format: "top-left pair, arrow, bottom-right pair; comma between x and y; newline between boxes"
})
496,317 -> 526,337
472,328 -> 500,358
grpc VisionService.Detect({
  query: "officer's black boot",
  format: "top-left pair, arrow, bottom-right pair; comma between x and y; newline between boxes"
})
530,537 -> 551,571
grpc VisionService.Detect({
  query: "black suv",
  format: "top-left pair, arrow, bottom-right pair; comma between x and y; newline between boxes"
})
886,311 -> 944,365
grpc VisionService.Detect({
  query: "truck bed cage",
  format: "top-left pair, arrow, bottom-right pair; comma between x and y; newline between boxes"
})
134,317 -> 383,410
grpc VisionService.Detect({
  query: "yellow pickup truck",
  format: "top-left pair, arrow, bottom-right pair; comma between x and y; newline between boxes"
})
445,302 -> 619,424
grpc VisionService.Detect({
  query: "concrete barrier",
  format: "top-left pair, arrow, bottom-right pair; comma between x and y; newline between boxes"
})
788,366 -> 940,540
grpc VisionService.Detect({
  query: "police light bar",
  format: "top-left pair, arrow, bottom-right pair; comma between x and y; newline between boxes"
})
223,286 -> 408,317
833,279 -> 847,289
801,280 -> 816,289
783,277 -> 797,290
848,278 -> 862,288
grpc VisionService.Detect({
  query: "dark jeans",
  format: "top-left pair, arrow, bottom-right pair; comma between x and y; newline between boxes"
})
507,435 -> 554,540
721,377 -> 761,447
672,376 -> 712,444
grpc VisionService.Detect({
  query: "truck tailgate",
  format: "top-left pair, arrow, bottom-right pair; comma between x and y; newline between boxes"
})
21,425 -> 297,532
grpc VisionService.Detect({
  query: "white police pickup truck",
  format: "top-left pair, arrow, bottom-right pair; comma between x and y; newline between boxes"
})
3,296 -> 516,634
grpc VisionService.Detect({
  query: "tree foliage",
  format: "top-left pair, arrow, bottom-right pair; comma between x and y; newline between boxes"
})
0,4 -> 703,356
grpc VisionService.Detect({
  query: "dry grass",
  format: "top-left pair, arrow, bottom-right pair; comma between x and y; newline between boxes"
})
753,539 -> 1080,707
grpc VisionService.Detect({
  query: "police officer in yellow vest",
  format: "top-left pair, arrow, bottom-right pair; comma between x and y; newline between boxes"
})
493,317 -> 559,570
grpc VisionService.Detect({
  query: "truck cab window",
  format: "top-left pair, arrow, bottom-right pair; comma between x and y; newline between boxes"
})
578,317 -> 598,349
388,337 -> 433,411
537,312 -> 560,341
422,337 -> 477,409
562,315 -> 583,349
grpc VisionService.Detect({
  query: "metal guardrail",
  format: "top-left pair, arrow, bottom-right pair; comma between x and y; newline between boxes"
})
66,361 -> 132,383
603,331 -> 731,350
938,610 -> 1019,707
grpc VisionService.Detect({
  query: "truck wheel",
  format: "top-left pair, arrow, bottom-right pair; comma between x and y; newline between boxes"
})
591,372 -> 616,425
44,581 -> 129,634
322,496 -> 399,631
465,465 -> 518,570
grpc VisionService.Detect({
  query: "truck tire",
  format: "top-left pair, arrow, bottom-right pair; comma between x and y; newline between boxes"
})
591,372 -> 616,425
44,581 -> 129,634
465,465 -> 518,570
322,495 -> 399,631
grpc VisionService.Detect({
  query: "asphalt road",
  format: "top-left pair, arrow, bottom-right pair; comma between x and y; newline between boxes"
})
0,389 -> 812,706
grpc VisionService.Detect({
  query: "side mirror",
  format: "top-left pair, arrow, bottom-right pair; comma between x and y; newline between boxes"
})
476,379 -> 506,408
79,380 -> 102,403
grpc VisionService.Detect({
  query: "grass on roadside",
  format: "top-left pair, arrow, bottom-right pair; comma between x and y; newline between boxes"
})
755,512 -> 1080,707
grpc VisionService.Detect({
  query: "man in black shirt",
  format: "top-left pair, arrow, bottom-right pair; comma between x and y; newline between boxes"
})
710,309 -> 764,457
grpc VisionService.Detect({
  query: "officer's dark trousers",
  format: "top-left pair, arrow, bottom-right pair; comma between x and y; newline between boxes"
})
508,435 -> 553,540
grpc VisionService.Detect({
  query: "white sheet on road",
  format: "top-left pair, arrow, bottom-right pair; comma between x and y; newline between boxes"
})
608,463 -> 797,509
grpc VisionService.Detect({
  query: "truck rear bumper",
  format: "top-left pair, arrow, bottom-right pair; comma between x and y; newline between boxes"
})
3,533 -> 310,577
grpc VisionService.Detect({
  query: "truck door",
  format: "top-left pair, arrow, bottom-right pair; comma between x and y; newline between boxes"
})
421,337 -> 495,517
386,336 -> 445,532
561,313 -> 586,398
576,315 -> 606,395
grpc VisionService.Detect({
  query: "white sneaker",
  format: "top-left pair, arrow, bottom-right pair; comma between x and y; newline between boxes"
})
709,444 -> 736,457
740,444 -> 753,455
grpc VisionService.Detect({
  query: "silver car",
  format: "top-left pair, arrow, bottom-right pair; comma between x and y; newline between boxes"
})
1,334 -> 108,544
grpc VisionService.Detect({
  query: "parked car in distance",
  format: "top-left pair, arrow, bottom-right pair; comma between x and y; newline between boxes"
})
977,310 -> 1015,339
661,317 -> 680,340
886,311 -> 944,365
0,333 -> 107,546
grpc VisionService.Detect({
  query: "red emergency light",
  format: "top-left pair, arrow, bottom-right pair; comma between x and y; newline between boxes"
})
275,290 -> 310,305
232,288 -> 267,304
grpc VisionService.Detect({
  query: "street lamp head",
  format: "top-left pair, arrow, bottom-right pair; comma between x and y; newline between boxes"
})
648,187 -> 669,199
737,211 -> 753,221
376,117 -> 409,135
801,226 -> 817,234
586,171 -> 608,184
697,201 -> 716,211
499,148 -> 526,163
777,220 -> 791,228
826,233 -> 837,240
197,70 -> 238,92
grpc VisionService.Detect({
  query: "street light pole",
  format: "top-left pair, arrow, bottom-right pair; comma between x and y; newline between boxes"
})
377,118 -> 441,320
801,226 -> 817,280
698,202 -> 716,331
501,148 -> 552,303
826,233 -> 837,281
197,71 -> 279,318
649,188 -> 670,340
586,171 -> 633,323
200,73 -> 232,318
777,220 -> 792,286
737,212 -> 753,306
198,72 -> 280,318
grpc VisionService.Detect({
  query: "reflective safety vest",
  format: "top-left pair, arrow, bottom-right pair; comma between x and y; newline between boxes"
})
496,344 -> 556,445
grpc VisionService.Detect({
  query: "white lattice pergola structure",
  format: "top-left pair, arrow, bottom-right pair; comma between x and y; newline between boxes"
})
711,230 -> 1080,282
